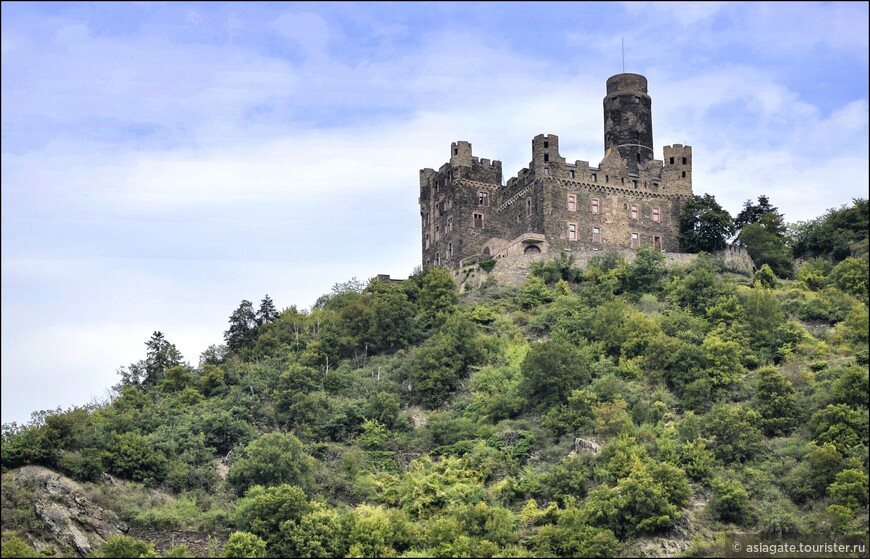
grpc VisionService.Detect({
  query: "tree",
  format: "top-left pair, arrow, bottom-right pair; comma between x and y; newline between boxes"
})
521,339 -> 593,409
679,194 -> 734,253
256,295 -> 279,326
225,300 -> 258,353
752,366 -> 799,436
738,223 -> 793,278
791,199 -> 868,262
703,403 -> 763,462
709,479 -> 750,523
228,433 -> 315,496
414,265 -> 459,329
734,195 -> 787,238
622,247 -> 666,296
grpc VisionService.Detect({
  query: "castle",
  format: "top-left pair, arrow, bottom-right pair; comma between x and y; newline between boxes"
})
419,73 -> 693,268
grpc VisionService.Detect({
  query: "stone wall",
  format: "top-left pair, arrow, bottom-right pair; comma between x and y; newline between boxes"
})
455,246 -> 755,292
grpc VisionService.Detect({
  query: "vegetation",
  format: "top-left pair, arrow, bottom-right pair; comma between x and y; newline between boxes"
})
1,200 -> 868,558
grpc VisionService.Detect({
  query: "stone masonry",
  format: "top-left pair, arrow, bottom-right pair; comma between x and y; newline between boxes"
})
419,73 -> 693,269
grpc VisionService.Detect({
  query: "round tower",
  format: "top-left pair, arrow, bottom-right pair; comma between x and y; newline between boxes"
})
603,73 -> 654,173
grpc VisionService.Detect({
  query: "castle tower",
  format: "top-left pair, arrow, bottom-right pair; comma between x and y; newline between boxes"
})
603,73 -> 654,174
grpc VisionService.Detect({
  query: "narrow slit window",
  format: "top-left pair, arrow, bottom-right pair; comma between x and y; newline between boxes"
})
526,197 -> 532,217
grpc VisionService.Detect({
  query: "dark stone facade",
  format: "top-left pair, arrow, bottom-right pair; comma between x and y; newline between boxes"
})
420,73 -> 694,269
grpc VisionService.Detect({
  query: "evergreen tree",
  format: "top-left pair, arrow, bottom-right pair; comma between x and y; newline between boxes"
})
139,331 -> 184,386
225,300 -> 258,353
734,195 -> 787,238
256,294 -> 279,326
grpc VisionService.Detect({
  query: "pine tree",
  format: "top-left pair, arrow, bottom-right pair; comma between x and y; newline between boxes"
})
257,294 -> 279,326
225,300 -> 258,353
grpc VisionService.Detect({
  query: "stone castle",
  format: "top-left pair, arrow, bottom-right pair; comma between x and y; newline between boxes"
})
419,73 -> 693,269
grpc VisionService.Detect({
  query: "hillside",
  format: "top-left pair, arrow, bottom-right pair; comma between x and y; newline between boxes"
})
2,202 -> 869,558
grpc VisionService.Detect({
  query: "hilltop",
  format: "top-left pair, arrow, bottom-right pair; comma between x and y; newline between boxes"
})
2,199 -> 868,558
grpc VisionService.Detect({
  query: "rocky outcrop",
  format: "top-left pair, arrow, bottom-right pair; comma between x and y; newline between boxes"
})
3,466 -> 128,557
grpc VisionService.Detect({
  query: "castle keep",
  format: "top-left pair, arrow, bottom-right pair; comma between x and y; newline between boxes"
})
419,73 -> 693,268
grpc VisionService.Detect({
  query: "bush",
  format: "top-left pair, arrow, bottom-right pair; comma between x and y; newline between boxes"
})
228,433 -> 315,496
223,531 -> 267,558
92,535 -> 157,558
709,479 -> 750,523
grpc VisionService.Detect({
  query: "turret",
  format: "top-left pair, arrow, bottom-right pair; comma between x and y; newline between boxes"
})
603,73 -> 654,174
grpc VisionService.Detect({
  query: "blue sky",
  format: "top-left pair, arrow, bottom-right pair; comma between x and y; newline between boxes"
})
2,2 -> 868,425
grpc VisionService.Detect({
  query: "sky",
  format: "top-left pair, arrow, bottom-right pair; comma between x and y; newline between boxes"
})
2,2 -> 868,425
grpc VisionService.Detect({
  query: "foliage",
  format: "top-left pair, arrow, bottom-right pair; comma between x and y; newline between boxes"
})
709,479 -> 750,523
228,433 -> 315,496
753,263 -> 778,288
409,315 -> 484,407
223,531 -> 268,558
92,535 -> 158,558
520,339 -> 592,409
739,224 -> 793,278
3,219 -> 870,558
791,198 -> 868,262
678,193 -> 734,253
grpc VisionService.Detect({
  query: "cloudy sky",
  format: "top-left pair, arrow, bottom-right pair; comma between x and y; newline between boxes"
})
2,2 -> 868,425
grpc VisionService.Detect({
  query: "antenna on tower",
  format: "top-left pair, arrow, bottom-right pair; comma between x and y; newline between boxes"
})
621,37 -> 625,73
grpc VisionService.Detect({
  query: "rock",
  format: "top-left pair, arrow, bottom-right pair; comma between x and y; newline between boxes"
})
4,466 -> 127,557
573,437 -> 601,454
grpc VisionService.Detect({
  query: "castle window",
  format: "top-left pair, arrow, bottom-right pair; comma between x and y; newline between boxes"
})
473,213 -> 484,229
435,225 -> 440,242
593,227 -> 601,243
544,153 -> 549,162
543,168 -> 549,176
568,194 -> 577,212
631,232 -> 639,249
478,192 -> 489,207
682,157 -> 687,164
454,148 -> 458,155
621,178 -> 625,185
652,208 -> 660,223
446,217 -> 453,233
653,235 -> 662,250
681,171 -> 686,178
605,175 -> 609,183
425,233 -> 430,249
526,197 -> 532,217
569,170 -> 575,178
436,252 -> 441,265
591,199 -> 600,214
592,173 -> 597,182
630,205 -> 638,220
543,140 -> 549,148
447,243 -> 453,259
669,157 -> 675,164
632,180 -> 638,189
568,223 -> 577,241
